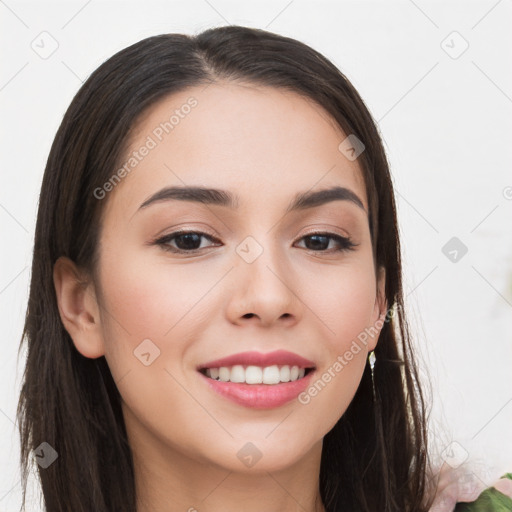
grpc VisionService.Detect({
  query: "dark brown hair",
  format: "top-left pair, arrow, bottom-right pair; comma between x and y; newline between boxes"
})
17,25 -> 435,511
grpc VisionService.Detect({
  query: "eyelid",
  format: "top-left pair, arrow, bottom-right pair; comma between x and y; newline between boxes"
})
295,230 -> 358,251
152,229 -> 220,249
299,226 -> 350,239
152,228 -> 358,255
150,224 -> 218,243
296,222 -> 351,238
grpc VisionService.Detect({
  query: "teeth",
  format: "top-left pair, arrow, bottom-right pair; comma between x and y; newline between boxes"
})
230,365 -> 245,383
246,365 -> 263,384
262,365 -> 280,385
204,365 -> 309,384
280,365 -> 291,382
218,367 -> 230,382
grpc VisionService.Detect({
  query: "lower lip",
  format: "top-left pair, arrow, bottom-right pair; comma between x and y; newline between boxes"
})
198,370 -> 316,409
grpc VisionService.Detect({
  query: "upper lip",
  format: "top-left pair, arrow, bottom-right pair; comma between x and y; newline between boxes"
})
197,350 -> 316,370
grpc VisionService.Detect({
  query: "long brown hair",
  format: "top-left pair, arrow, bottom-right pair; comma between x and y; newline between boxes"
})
17,25 -> 435,511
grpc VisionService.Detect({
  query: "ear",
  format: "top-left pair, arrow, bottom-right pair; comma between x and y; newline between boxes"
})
368,265 -> 388,352
53,256 -> 105,359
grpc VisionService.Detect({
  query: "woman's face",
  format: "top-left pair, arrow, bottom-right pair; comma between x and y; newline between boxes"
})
72,83 -> 386,474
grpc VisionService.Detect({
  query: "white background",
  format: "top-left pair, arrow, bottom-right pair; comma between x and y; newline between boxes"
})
1,0 -> 511,509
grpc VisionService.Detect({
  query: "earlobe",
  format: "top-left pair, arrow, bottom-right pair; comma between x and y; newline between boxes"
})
53,256 -> 105,359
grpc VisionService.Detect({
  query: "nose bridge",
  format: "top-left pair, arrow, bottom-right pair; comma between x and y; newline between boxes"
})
236,232 -> 287,291
228,231 -> 299,325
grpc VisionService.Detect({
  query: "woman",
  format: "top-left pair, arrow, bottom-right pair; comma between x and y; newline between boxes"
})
16,25 -> 511,511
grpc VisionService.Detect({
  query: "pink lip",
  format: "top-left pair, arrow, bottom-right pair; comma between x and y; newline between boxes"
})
197,350 -> 316,370
198,369 -> 316,409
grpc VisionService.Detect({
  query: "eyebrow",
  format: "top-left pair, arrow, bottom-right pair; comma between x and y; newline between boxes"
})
138,185 -> 366,214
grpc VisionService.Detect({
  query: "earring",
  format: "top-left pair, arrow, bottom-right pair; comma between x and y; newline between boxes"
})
368,350 -> 377,402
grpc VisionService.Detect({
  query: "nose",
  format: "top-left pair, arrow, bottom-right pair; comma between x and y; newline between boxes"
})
225,240 -> 301,328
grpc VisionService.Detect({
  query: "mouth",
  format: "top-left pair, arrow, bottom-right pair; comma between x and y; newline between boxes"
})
197,364 -> 317,409
198,364 -> 316,385
196,350 -> 317,408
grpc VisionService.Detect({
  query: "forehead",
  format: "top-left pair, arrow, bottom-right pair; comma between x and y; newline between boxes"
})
104,82 -> 368,218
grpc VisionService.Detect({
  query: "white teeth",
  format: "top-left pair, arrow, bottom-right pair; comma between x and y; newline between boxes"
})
262,365 -> 280,385
204,364 -> 310,384
218,367 -> 230,382
230,365 -> 245,383
279,365 -> 291,382
245,366 -> 263,384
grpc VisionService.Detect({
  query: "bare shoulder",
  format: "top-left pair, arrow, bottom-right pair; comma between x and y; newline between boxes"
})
427,464 -> 512,512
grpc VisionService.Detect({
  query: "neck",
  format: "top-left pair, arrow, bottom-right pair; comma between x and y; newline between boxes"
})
136,467 -> 326,512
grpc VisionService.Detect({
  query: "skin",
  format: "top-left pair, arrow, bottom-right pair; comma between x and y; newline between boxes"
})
429,463 -> 512,511
54,82 -> 387,512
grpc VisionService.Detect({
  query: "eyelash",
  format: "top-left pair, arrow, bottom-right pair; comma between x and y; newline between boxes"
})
153,229 -> 357,255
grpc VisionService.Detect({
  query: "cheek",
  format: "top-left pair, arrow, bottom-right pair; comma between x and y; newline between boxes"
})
96,243 -> 232,393
96,249 -> 216,428
97,247 -> 217,341
297,302 -> 373,439
307,261 -> 377,351
294,262 -> 376,429
298,347 -> 367,443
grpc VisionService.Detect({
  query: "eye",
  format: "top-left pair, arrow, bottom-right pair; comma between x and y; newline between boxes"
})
154,230 -> 220,254
294,232 -> 357,253
153,230 -> 357,255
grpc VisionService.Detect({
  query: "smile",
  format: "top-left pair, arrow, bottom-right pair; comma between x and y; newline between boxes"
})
200,364 -> 314,385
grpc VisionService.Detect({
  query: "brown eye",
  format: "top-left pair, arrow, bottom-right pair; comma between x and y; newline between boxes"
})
155,231 -> 221,254
295,232 -> 357,253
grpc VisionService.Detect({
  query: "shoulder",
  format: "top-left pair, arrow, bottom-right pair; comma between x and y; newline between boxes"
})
454,473 -> 512,512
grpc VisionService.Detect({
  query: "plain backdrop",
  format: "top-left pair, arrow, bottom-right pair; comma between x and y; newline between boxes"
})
1,0 -> 511,509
